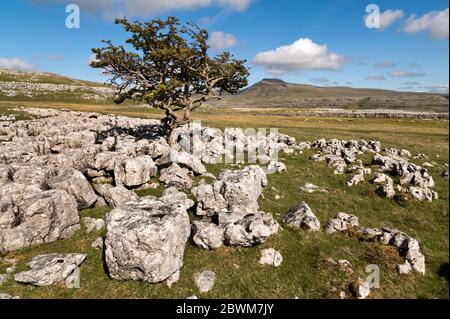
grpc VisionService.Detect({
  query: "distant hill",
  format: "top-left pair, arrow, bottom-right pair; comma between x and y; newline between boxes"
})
0,69 -> 113,104
212,78 -> 449,113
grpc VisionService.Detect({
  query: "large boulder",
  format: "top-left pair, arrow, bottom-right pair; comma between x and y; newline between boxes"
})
14,253 -> 86,287
105,194 -> 191,283
157,150 -> 206,175
159,163 -> 193,190
214,166 -> 268,225
47,167 -> 97,209
12,165 -> 52,189
92,183 -> 139,207
114,155 -> 157,187
191,182 -> 227,217
0,184 -> 79,253
191,221 -> 224,250
223,212 -> 279,247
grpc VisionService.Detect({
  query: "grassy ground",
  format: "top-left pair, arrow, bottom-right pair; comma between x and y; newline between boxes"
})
0,101 -> 448,299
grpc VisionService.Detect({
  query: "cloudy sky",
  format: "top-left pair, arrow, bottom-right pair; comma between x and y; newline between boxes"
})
0,0 -> 448,92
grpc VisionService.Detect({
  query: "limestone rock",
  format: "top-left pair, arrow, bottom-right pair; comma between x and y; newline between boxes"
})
83,217 -> 105,233
283,202 -> 320,232
300,183 -> 328,193
194,270 -> 215,293
14,253 -> 86,287
105,195 -> 191,283
159,163 -> 193,189
259,248 -> 283,267
47,167 -> 97,209
192,221 -> 224,250
91,237 -> 104,250
223,212 -> 279,247
114,155 -> 157,187
350,278 -> 371,299
325,212 -> 359,234
0,185 -> 79,253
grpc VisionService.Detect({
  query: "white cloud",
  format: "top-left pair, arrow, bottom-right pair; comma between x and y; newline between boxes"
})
423,84 -> 449,93
374,61 -> 396,68
404,8 -> 449,39
378,9 -> 404,29
310,77 -> 331,84
366,75 -> 386,81
207,31 -> 237,51
389,70 -> 426,78
216,0 -> 251,12
32,0 -> 252,19
87,53 -> 98,66
0,58 -> 37,71
253,38 -> 346,75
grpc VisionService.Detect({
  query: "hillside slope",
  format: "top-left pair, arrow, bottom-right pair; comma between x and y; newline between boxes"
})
0,69 -> 113,104
212,79 -> 449,112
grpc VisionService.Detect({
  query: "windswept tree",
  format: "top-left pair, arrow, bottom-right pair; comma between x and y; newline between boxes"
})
91,17 -> 249,132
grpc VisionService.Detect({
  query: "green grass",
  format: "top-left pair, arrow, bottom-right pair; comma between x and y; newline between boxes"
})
0,101 -> 448,299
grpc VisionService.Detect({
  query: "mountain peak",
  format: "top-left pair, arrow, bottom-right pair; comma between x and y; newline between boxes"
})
260,78 -> 287,84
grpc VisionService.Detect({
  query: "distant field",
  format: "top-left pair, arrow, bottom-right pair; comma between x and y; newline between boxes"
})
0,101 -> 448,299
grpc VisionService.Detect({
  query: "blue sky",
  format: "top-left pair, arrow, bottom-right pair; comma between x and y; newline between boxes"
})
0,0 -> 448,92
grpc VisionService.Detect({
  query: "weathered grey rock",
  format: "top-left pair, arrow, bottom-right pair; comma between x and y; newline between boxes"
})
192,221 -> 224,250
350,278 -> 371,299
194,270 -> 215,293
408,186 -> 438,202
347,172 -> 364,187
373,173 -> 395,198
159,187 -> 194,211
215,166 -> 268,225
191,182 -> 227,217
172,150 -> 206,175
83,217 -> 105,233
300,183 -> 328,193
283,202 -> 320,232
93,183 -> 139,207
14,253 -> 86,286
147,138 -> 171,159
397,260 -> 412,275
357,227 -> 383,239
109,186 -> 139,206
380,228 -> 425,274
259,248 -> 283,267
105,195 -> 191,283
267,160 -> 287,174
159,163 -> 193,189
5,265 -> 16,274
12,165 -> 52,189
0,185 -> 79,253
0,293 -> 20,299
114,155 -> 157,187
0,274 -> 7,285
47,167 -> 97,209
91,237 -> 104,250
0,166 -> 13,185
95,196 -> 107,207
166,269 -> 180,288
223,212 -> 279,247
325,212 -> 359,234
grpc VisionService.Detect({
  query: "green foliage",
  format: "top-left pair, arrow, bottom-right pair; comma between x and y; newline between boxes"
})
91,17 -> 249,128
